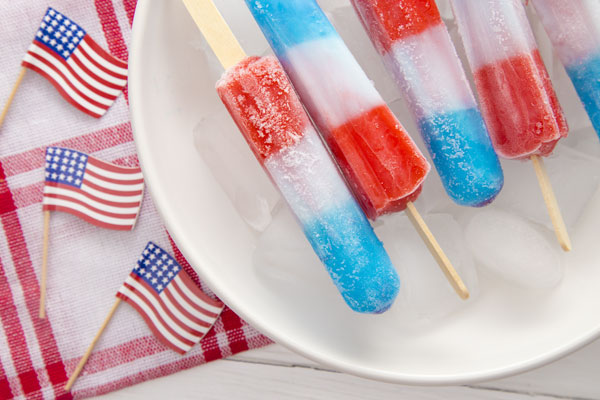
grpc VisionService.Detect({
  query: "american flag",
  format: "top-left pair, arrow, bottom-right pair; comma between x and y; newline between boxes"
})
21,7 -> 127,118
117,242 -> 224,354
42,146 -> 144,230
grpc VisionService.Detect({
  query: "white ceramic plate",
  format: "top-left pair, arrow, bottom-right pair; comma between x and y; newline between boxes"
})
129,0 -> 600,385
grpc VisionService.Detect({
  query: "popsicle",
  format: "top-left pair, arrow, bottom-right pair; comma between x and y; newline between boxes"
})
350,0 -> 504,207
244,0 -> 469,298
183,0 -> 400,313
530,0 -> 600,138
451,0 -> 571,251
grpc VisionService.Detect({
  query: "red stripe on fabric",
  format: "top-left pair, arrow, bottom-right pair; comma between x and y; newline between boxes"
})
87,156 -> 141,175
82,178 -> 142,196
63,336 -> 163,374
163,287 -> 212,329
78,37 -> 127,80
116,291 -> 189,355
0,163 -> 72,399
0,122 -> 133,178
124,278 -> 204,339
178,271 -> 224,311
123,0 -> 138,27
84,168 -> 143,185
94,0 -> 129,101
21,61 -> 103,118
0,359 -> 14,399
83,34 -> 127,68
31,42 -> 118,99
70,50 -> 124,90
220,307 -> 250,354
43,193 -> 138,219
0,257 -> 41,397
45,182 -> 141,208
25,48 -> 110,109
170,279 -> 219,319
41,205 -> 134,231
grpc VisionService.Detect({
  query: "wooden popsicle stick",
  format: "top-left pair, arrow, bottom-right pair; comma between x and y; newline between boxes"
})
39,210 -> 51,319
65,298 -> 122,392
0,68 -> 26,130
405,202 -> 469,300
531,155 -> 572,252
181,0 -> 247,69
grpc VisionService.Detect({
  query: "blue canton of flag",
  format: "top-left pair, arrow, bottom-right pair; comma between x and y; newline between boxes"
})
35,7 -> 86,61
133,242 -> 181,294
44,147 -> 87,188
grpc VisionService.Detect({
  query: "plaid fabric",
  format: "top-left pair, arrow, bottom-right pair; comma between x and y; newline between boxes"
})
0,1 -> 271,399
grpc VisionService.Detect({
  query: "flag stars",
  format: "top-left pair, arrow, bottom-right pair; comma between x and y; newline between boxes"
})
74,178 -> 81,185
51,20 -> 58,27
45,15 -> 51,22
75,170 -> 83,177
37,31 -> 43,38
66,176 -> 73,183
152,278 -> 158,284
51,173 -> 58,179
157,285 -> 163,291
149,254 -> 156,260
70,159 -> 76,166
60,165 -> 67,172
151,265 -> 158,272
49,9 -> 56,16
144,259 -> 150,266
143,249 -> 149,255
146,273 -> 152,279
59,25 -> 66,32
77,30 -> 84,37
52,163 -> 58,170
64,19 -> 71,26
63,51 -> 70,57
56,14 -> 63,20
167,271 -> 174,278
78,163 -> 85,169
162,277 -> 168,284
50,39 -> 57,46
157,271 -> 163,277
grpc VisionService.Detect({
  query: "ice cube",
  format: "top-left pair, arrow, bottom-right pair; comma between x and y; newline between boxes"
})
465,209 -> 563,289
376,213 -> 478,321
492,143 -> 600,229
194,109 -> 281,232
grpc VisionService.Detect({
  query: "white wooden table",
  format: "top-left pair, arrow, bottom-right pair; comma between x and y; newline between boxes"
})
96,338 -> 600,399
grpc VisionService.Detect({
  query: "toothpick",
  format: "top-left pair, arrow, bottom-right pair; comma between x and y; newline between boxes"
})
406,202 -> 470,299
0,68 -> 26,130
531,155 -> 571,251
65,298 -> 122,392
39,210 -> 50,319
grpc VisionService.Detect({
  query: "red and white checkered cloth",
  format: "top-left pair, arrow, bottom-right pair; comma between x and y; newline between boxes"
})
0,1 -> 271,399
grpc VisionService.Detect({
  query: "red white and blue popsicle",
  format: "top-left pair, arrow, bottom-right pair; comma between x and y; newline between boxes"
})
350,0 -> 504,208
451,0 -> 571,251
216,56 -> 400,313
531,0 -> 600,138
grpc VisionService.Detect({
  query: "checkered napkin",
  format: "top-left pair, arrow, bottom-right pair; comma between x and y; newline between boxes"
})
0,2 -> 270,399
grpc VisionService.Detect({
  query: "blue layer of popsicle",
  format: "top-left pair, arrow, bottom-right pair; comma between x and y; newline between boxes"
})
566,54 -> 600,137
418,108 -> 504,207
245,0 -> 336,56
302,200 -> 399,314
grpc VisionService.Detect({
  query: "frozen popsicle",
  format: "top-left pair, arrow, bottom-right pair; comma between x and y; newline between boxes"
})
451,0 -> 568,160
217,56 -> 400,313
244,0 -> 430,220
182,0 -> 400,313
350,0 -> 504,207
531,0 -> 600,138
451,0 -> 571,251
245,0 -> 469,298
